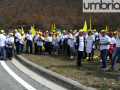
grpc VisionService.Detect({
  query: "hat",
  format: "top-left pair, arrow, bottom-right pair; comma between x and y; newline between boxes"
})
94,29 -> 96,31
1,30 -> 4,33
57,31 -> 59,34
38,32 -> 42,34
29,30 -> 31,32
15,29 -> 17,32
74,30 -> 77,32
21,32 -> 24,34
70,30 -> 72,32
53,30 -> 55,32
71,37 -> 74,39
101,30 -> 106,33
46,31 -> 48,33
79,29 -> 83,32
9,33 -> 13,36
63,30 -> 65,32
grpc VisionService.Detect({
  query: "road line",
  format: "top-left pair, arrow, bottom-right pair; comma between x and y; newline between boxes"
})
0,61 -> 36,90
11,58 -> 68,90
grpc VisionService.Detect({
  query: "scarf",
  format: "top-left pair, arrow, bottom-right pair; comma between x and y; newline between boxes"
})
55,37 -> 59,40
45,36 -> 48,39
70,40 -> 74,44
89,35 -> 92,39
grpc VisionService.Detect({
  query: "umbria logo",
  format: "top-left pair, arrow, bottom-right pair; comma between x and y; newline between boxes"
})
83,0 -> 120,12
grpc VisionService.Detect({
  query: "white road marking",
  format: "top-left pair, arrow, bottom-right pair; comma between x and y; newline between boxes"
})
0,61 -> 36,90
11,58 -> 68,90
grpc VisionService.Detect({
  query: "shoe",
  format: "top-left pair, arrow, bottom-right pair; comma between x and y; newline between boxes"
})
53,53 -> 56,55
108,67 -> 114,72
70,56 -> 72,59
100,66 -> 104,68
102,68 -> 108,70
6,58 -> 8,61
116,61 -> 120,63
44,52 -> 47,55
117,69 -> 120,73
56,53 -> 58,55
77,66 -> 81,69
9,58 -> 12,60
87,59 -> 91,61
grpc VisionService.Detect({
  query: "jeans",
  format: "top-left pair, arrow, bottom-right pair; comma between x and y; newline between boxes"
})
70,47 -> 74,56
95,40 -> 98,49
20,44 -> 24,53
37,46 -> 42,54
118,54 -> 120,62
26,41 -> 32,54
111,47 -> 120,67
0,46 -> 5,59
101,49 -> 108,68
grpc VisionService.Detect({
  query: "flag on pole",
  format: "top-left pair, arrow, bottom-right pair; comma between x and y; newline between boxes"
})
51,24 -> 54,30
54,23 -> 56,29
83,20 -> 87,32
105,25 -> 108,31
108,26 -> 109,31
90,19 -> 91,30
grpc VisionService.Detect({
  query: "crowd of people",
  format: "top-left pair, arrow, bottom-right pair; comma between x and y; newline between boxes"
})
0,28 -> 120,71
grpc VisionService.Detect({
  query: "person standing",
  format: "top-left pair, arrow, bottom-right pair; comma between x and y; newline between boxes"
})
33,31 -> 39,54
36,32 -> 44,55
109,28 -> 120,72
86,31 -> 95,61
6,33 -> 14,60
107,32 -> 116,62
20,32 -> 25,54
26,30 -> 33,54
99,30 -> 110,70
60,31 -> 67,55
0,30 -> 6,60
94,29 -> 98,50
15,29 -> 21,54
73,29 -> 85,69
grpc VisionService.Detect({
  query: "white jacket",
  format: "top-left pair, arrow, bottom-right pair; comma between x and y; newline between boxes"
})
0,34 -> 6,46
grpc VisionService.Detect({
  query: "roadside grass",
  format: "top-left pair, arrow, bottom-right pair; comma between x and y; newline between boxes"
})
21,49 -> 120,90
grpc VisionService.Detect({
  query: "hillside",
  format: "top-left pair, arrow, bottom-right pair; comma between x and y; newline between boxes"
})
0,0 -> 120,31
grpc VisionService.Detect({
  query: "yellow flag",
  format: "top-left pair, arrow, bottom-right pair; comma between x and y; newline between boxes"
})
105,25 -> 108,31
51,24 -> 53,30
108,26 -> 109,31
21,26 -> 25,36
54,23 -> 56,29
83,20 -> 87,32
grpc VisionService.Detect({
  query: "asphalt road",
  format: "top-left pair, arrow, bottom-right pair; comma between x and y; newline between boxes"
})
0,59 -> 68,90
